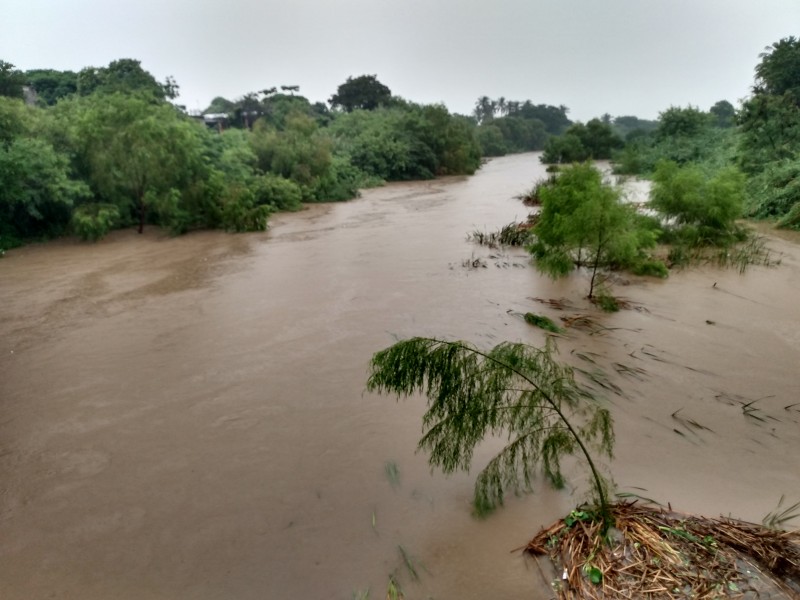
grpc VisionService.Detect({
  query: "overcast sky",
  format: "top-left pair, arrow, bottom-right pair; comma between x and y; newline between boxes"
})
2,0 -> 798,121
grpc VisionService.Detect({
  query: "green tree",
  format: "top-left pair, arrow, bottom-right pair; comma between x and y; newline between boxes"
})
709,100 -> 735,128
738,37 -> 800,223
67,93 -> 208,233
250,112 -> 334,198
655,106 -> 710,140
204,96 -> 235,114
515,102 -> 571,135
367,337 -> 614,521
541,132 -> 589,164
650,160 -> 745,244
611,115 -> 658,139
0,60 -> 26,99
529,163 -> 662,297
24,69 -> 79,105
541,119 -> 623,164
329,107 -> 428,180
0,137 -> 91,239
754,36 -> 800,103
473,95 -> 496,124
0,96 -> 38,143
476,123 -> 508,156
329,74 -> 391,112
76,59 -> 176,101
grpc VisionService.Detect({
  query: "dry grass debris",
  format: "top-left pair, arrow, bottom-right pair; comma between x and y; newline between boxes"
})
526,501 -> 800,599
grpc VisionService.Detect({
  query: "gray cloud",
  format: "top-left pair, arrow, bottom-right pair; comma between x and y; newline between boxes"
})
2,0 -> 798,120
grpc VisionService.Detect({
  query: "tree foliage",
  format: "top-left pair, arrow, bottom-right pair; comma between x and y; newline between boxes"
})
0,56 -> 484,246
0,60 -> 27,99
367,337 -> 614,519
541,119 -> 624,164
754,36 -> 800,103
24,69 -> 79,105
738,37 -> 800,224
529,163 -> 663,297
650,160 -> 745,244
64,93 -> 206,233
655,106 -> 710,140
474,97 -> 570,156
329,74 -> 391,112
709,100 -> 735,128
76,58 -> 177,101
329,104 -> 480,181
612,107 -> 737,176
0,136 -> 91,240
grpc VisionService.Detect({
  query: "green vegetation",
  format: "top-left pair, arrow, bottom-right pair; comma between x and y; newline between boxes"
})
541,118 -> 623,164
473,97 -> 570,156
367,337 -> 614,521
606,37 -> 800,231
3,36 -> 797,250
329,102 -> 481,180
0,60 -> 27,99
0,59 -> 484,247
650,161 -> 746,247
329,74 -> 392,112
739,37 -> 800,226
528,163 -> 663,298
469,221 -> 533,247
523,312 -> 564,333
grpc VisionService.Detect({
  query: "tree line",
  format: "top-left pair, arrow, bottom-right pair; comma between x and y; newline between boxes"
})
2,37 -> 798,252
538,36 -> 800,230
0,66 -> 485,249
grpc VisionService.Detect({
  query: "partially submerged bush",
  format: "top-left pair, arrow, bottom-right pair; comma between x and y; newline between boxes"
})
71,203 -> 121,241
524,312 -> 564,333
470,221 -> 533,247
777,202 -> 800,230
593,291 -> 620,313
650,160 -> 745,245
220,186 -> 273,232
516,175 -> 557,206
252,173 -> 303,212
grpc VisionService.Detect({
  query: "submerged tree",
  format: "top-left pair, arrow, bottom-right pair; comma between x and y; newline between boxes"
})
529,163 -> 663,298
367,337 -> 614,525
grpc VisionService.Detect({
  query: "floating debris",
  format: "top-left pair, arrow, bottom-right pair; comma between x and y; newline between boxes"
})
526,501 -> 800,599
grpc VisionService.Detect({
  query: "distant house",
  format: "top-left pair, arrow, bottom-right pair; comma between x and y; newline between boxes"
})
201,112 -> 229,132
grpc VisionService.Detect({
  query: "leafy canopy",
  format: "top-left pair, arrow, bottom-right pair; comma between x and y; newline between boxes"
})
367,337 -> 614,518
329,74 -> 391,112
755,36 -> 800,103
541,119 -> 623,164
0,61 -> 26,99
650,160 -> 745,244
529,163 -> 662,298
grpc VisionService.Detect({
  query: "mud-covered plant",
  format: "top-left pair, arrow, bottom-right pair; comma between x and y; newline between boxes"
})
367,337 -> 615,526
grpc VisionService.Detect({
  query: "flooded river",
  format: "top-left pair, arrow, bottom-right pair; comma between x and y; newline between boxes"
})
1,153 -> 799,599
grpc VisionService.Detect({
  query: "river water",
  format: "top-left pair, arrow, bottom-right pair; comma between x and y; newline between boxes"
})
1,153 -> 799,599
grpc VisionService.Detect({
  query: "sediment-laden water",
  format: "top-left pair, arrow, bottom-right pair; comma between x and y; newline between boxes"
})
1,153 -> 798,599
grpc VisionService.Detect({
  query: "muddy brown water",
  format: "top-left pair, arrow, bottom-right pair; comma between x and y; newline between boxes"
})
1,153 -> 799,599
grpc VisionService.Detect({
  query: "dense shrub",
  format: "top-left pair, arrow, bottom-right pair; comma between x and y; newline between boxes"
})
71,203 -> 121,241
